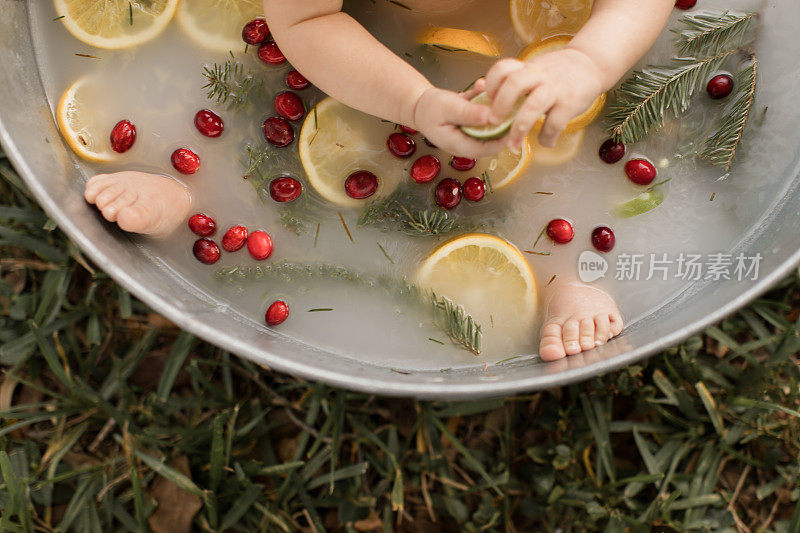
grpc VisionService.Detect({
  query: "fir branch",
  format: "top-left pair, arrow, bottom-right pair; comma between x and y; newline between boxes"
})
698,54 -> 758,171
202,59 -> 263,109
216,261 -> 482,355
243,144 -> 273,179
675,11 -> 758,58
606,50 -> 738,144
358,191 -> 462,237
399,206 -> 458,236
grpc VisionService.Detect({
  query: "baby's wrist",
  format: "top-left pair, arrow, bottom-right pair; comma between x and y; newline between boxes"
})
407,84 -> 436,131
563,46 -> 611,92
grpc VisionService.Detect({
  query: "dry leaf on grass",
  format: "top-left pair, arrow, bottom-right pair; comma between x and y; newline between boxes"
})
148,456 -> 202,533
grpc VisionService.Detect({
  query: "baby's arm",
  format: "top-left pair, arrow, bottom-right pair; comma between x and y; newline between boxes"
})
485,0 -> 674,148
263,0 -> 504,157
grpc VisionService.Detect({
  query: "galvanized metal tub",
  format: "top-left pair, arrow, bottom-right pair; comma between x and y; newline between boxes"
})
2,1 -> 799,399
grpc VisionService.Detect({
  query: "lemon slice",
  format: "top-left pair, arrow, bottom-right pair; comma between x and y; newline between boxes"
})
56,78 -> 115,163
510,0 -> 594,44
299,98 -> 405,207
54,0 -> 179,50
531,129 -> 584,166
474,139 -> 533,190
177,0 -> 263,53
518,36 -> 606,133
418,27 -> 502,57
461,92 -> 523,141
417,234 -> 538,338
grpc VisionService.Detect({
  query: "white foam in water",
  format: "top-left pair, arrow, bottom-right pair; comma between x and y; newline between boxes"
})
27,0 -> 800,369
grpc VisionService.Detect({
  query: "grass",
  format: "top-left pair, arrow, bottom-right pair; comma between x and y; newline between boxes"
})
1,145 -> 799,532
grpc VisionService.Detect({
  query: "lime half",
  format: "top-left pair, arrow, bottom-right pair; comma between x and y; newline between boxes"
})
461,92 -> 521,141
615,188 -> 665,218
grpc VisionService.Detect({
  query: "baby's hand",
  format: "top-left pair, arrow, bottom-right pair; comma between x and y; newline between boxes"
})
412,82 -> 508,159
483,48 -> 604,149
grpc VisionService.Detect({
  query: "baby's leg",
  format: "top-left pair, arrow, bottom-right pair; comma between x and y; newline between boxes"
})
83,171 -> 190,237
539,283 -> 624,361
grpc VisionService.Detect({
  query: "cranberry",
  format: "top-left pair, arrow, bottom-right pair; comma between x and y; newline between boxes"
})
599,139 -> 625,164
399,125 -> 418,135
625,159 -> 657,185
674,0 -> 697,9
171,148 -> 201,175
463,177 -> 485,202
188,213 -> 217,237
546,219 -> 574,244
435,178 -> 462,210
386,133 -> 416,158
707,74 -> 734,100
109,120 -> 136,153
194,109 -> 224,138
265,300 -> 289,326
242,17 -> 269,45
257,41 -> 286,65
410,155 -> 441,183
286,70 -> 310,90
221,225 -> 248,252
247,230 -> 273,260
192,238 -> 220,264
274,91 -> 305,122
591,226 -> 616,253
345,171 -> 379,199
269,176 -> 302,202
263,117 -> 294,147
450,156 -> 476,171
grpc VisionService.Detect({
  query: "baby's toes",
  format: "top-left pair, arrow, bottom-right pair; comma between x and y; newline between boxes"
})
100,191 -> 137,222
539,321 -> 566,362
84,175 -> 114,203
117,203 -> 152,234
561,318 -> 582,356
609,312 -> 624,337
578,317 -> 595,351
594,314 -> 611,346
90,183 -> 124,208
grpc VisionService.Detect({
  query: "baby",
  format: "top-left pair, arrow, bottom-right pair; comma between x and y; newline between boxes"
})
84,0 -> 674,361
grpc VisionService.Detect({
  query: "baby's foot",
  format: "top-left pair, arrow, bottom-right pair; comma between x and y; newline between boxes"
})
84,171 -> 191,237
539,284 -> 624,361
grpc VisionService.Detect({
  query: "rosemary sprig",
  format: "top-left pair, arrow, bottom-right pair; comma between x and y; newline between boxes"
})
202,59 -> 263,109
675,11 -> 758,57
216,261 -> 483,355
358,191 -> 463,237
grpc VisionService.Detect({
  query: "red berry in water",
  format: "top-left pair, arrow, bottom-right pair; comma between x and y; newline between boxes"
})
188,213 -> 216,237
399,125 -> 418,135
410,155 -> 440,183
194,109 -> 224,138
221,225 -> 248,252
110,120 -> 136,153
274,91 -> 305,121
463,177 -> 485,202
450,156 -> 476,171
547,219 -> 574,244
345,171 -> 378,199
265,300 -> 289,326
386,133 -> 416,158
242,17 -> 269,45
171,148 -> 200,175
247,230 -> 273,260
435,178 -> 462,210
263,117 -> 294,147
674,0 -> 697,9
707,74 -> 734,100
269,176 -> 302,202
193,238 -> 220,264
592,226 -> 616,253
257,41 -> 286,65
599,139 -> 625,164
286,70 -> 310,90
625,158 -> 657,185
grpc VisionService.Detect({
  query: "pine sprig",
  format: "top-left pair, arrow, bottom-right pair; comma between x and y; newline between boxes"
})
698,54 -> 758,171
431,293 -> 482,356
675,11 -> 758,57
606,50 -> 738,144
202,59 -> 263,109
358,190 -> 464,237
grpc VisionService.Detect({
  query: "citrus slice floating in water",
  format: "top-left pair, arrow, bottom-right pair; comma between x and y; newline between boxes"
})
417,233 -> 538,334
615,187 -> 666,218
517,36 -> 607,133
177,0 -> 263,53
461,92 -> 523,141
417,27 -> 502,57
510,0 -> 594,44
56,78 -> 115,163
299,98 -> 405,208
530,129 -> 585,166
473,140 -> 533,190
54,0 -> 179,50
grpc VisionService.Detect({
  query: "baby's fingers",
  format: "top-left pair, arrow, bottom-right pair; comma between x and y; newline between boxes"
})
461,78 -> 486,100
484,58 -> 525,102
538,106 -> 573,148
491,70 -> 547,125
443,93 -> 490,127
435,127 -> 507,159
506,88 -> 554,148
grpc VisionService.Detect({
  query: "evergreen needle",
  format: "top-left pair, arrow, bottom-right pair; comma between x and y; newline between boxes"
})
202,59 -> 263,109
